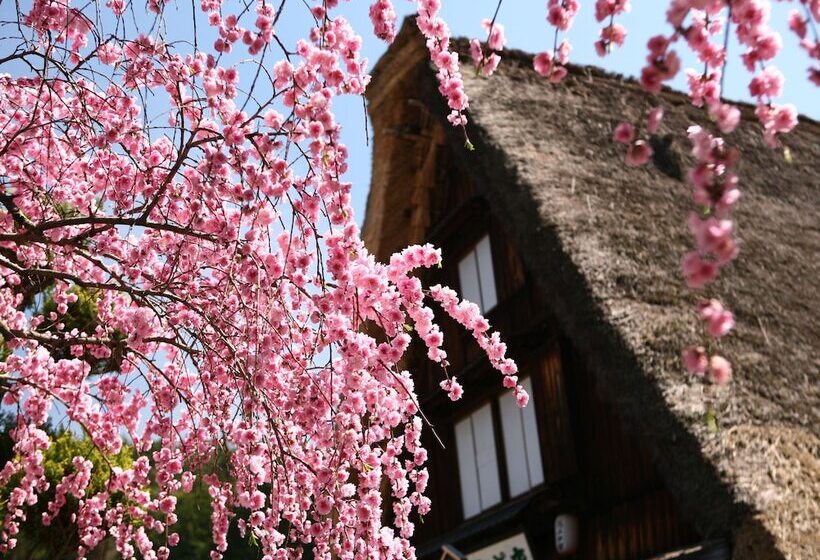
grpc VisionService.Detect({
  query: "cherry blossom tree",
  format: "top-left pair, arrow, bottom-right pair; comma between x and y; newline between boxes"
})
0,0 -> 816,558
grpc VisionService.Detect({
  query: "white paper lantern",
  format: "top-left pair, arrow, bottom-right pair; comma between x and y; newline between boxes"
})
555,513 -> 579,556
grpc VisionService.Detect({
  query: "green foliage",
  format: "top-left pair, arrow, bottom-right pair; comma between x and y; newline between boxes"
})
42,430 -> 134,494
704,407 -> 719,433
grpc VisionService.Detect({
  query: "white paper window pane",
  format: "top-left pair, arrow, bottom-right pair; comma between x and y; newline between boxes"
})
500,388 -> 530,497
455,403 -> 502,518
458,251 -> 483,311
472,403 -> 502,510
499,378 -> 544,497
475,235 -> 498,311
521,378 -> 545,488
455,416 -> 481,518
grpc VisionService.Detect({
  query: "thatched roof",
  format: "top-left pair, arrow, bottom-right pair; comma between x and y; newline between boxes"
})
363,19 -> 819,560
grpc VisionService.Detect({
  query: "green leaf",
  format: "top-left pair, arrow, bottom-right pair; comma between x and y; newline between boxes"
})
704,408 -> 718,433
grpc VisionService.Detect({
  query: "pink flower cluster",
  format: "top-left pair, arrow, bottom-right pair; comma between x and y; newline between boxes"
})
370,0 -> 398,43
594,0 -> 630,56
696,299 -> 735,338
681,126 -> 742,286
534,1 -> 580,83
613,120 -> 652,166
732,0 -> 782,72
534,40 -> 572,83
547,0 -> 581,30
469,19 -> 507,77
682,298 -> 734,384
629,1 -> 815,386
207,3 -> 275,56
415,0 -> 469,127
787,5 -> 820,86
429,285 -> 527,407
612,106 -> 664,166
678,124 -> 741,384
24,0 -> 92,61
682,347 -> 732,384
641,34 -> 681,93
679,6 -> 733,126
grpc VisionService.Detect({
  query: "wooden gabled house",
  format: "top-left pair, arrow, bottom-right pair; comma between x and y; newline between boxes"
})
361,19 -> 819,560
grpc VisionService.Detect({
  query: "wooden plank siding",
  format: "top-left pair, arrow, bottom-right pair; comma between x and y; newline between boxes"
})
533,341 -> 577,483
561,340 -> 696,559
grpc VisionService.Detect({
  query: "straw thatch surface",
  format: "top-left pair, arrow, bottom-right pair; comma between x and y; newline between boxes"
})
365,20 -> 819,560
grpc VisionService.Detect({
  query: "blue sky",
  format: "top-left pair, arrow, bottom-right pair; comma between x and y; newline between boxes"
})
331,2 -> 819,225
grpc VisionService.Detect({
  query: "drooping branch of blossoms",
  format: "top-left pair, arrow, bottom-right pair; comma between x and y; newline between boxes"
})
534,0 -> 580,82
787,2 -> 820,84
606,4 -> 741,386
594,0 -> 631,56
468,18 -> 507,78
468,1 -> 508,78
674,1 -> 798,386
414,0 -> 470,133
0,1 -> 528,558
370,0 -> 399,43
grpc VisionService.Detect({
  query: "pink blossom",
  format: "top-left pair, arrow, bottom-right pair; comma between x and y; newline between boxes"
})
502,375 -> 518,389
440,378 -> 463,401
647,34 -> 669,57
696,299 -> 735,338
469,38 -> 483,64
788,9 -> 807,39
481,18 -> 506,51
762,103 -> 799,135
707,355 -> 733,385
369,0 -> 397,42
686,70 -> 721,107
547,0 -> 580,31
710,103 -> 741,134
533,52 -> 553,77
613,122 -> 635,144
596,23 -> 627,57
550,65 -> 569,83
647,106 -> 664,134
749,66 -> 784,99
514,386 -> 529,408
97,42 -> 122,65
481,53 -> 501,76
681,252 -> 719,289
557,39 -> 572,64
594,0 -> 631,22
688,214 -> 738,264
641,49 -> 680,93
682,346 -> 708,376
625,140 -> 653,166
